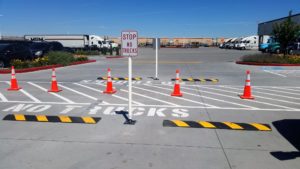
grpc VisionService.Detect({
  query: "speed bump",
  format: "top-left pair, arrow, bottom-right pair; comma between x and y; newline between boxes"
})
97,77 -> 142,81
3,114 -> 101,124
171,78 -> 219,82
163,120 -> 271,131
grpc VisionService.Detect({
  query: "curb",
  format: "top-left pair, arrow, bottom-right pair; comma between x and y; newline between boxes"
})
236,61 -> 300,66
0,60 -> 96,74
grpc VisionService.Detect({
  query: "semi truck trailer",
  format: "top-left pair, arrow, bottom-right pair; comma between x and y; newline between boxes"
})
24,34 -> 117,50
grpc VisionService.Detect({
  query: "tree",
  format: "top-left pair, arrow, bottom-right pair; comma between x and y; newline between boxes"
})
272,11 -> 300,55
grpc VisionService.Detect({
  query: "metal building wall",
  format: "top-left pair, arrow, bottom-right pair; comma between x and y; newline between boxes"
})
258,13 -> 300,36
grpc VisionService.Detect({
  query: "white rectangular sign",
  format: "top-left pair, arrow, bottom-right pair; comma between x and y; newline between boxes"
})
121,31 -> 138,57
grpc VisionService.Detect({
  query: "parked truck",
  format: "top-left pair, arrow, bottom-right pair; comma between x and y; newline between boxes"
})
24,34 -> 118,50
237,35 -> 258,50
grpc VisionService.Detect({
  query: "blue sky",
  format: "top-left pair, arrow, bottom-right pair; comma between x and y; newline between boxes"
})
0,0 -> 299,38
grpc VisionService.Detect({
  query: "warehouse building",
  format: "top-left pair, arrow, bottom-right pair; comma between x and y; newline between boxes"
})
258,12 -> 300,45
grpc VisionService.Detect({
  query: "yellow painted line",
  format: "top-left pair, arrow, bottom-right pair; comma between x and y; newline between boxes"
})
14,114 -> 26,121
124,77 -> 129,80
135,77 -> 141,80
223,122 -> 243,130
114,78 -> 119,80
171,120 -> 190,127
81,117 -> 96,124
199,79 -> 206,82
250,123 -> 271,131
198,121 -> 216,128
59,116 -> 72,123
36,115 -> 48,122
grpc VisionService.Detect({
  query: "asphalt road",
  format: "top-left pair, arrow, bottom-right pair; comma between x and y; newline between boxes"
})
0,47 -> 300,169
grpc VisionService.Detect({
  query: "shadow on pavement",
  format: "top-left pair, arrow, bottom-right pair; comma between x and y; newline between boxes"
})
271,119 -> 300,160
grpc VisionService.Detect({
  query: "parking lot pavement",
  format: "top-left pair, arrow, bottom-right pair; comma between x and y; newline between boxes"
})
0,48 -> 299,169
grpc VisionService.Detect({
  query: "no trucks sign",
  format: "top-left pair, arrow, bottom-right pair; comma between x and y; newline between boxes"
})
121,31 -> 138,57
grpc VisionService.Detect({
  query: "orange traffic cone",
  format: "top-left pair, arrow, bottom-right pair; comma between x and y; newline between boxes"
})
239,70 -> 254,99
171,69 -> 183,97
48,68 -> 62,92
7,66 -> 21,91
103,68 -> 116,94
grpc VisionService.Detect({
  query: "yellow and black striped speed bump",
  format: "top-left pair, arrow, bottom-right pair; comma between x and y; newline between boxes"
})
171,78 -> 219,82
163,120 -> 271,131
97,77 -> 142,81
3,114 -> 101,124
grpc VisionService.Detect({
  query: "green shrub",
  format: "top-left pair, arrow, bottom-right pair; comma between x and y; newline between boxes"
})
287,56 -> 300,63
11,59 -> 30,69
74,50 -> 99,55
31,57 -> 49,67
240,53 -> 300,64
74,56 -> 88,62
47,51 -> 75,66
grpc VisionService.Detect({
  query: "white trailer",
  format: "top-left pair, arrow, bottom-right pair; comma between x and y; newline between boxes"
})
24,34 -> 108,50
237,35 -> 258,50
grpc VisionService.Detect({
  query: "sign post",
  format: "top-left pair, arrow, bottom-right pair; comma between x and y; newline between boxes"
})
152,38 -> 160,80
121,30 -> 138,125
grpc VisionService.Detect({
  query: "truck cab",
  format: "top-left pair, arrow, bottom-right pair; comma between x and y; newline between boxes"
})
259,37 -> 274,53
267,38 -> 281,54
89,35 -> 105,49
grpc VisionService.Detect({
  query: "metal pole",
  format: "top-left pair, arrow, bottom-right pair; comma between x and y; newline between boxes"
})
155,38 -> 158,79
128,56 -> 133,120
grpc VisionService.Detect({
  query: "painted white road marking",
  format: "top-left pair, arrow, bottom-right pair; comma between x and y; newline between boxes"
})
195,85 -> 297,110
0,100 -> 90,105
253,87 -> 300,97
219,86 -> 297,110
19,89 -> 42,103
178,85 -> 258,109
0,92 -> 8,102
270,87 -> 300,92
28,82 -> 75,104
121,88 -> 179,106
59,84 -> 98,101
223,86 -> 300,105
74,83 -> 144,106
263,70 -> 287,77
144,84 -> 219,108
5,81 -> 42,103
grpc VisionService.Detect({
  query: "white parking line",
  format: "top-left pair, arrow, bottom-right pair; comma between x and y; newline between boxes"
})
123,88 -> 179,106
0,92 -> 8,102
193,85 -> 297,110
4,81 -> 42,103
223,86 -> 300,104
58,84 -> 98,101
94,103 -> 300,111
0,100 -> 90,105
19,89 -> 42,103
254,87 -> 300,97
218,86 -> 297,110
144,84 -> 219,108
270,87 -> 300,92
28,82 -> 75,104
263,70 -> 287,77
74,83 -> 144,106
179,85 -> 258,109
